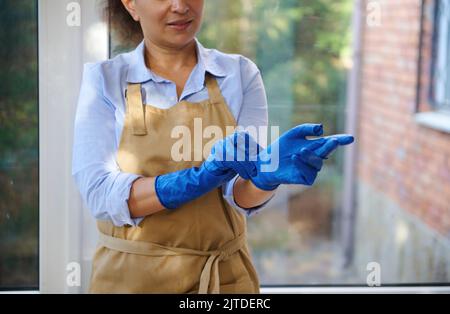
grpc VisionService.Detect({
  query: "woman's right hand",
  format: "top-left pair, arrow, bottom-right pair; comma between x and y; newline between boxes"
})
250,123 -> 354,191
203,130 -> 261,180
155,131 -> 262,211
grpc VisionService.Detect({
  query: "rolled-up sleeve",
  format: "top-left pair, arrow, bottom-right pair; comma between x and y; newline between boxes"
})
71,63 -> 144,227
222,57 -> 275,217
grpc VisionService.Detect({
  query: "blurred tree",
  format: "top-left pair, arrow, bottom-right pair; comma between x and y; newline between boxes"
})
111,0 -> 352,136
0,0 -> 39,289
200,0 -> 352,135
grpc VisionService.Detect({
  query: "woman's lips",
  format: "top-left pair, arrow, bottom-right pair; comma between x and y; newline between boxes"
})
167,20 -> 193,31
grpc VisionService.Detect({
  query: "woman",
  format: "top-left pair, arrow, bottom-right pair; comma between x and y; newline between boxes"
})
71,0 -> 354,293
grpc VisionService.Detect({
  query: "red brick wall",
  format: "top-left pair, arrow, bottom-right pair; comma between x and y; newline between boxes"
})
357,0 -> 450,235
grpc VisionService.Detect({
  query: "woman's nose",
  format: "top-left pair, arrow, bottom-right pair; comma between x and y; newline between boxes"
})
170,0 -> 190,14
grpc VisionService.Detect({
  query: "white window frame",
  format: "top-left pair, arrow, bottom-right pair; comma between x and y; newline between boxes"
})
33,0 -> 450,294
39,0 -> 108,294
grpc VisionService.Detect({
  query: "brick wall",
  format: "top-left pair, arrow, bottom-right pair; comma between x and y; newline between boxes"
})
357,0 -> 450,236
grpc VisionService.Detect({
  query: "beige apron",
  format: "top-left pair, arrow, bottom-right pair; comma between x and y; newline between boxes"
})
89,72 -> 260,294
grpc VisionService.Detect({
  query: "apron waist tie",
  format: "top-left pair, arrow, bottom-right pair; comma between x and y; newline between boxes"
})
97,232 -> 246,294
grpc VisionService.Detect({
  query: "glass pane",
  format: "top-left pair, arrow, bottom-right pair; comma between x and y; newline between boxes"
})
200,0 -> 352,285
108,0 -> 450,286
0,0 -> 39,290
433,0 -> 450,111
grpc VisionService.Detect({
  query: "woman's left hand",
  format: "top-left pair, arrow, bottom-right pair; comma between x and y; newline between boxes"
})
249,123 -> 354,191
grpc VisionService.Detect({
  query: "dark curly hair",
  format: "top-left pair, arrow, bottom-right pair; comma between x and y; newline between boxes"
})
103,0 -> 143,47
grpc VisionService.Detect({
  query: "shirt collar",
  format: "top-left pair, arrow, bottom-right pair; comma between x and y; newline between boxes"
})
126,37 -> 227,84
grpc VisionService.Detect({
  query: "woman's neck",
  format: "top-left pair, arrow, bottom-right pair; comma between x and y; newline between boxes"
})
144,38 -> 198,75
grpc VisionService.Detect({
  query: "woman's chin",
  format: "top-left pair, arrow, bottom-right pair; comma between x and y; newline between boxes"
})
162,34 -> 197,48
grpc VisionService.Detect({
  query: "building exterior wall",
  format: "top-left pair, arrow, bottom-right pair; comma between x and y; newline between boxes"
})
352,0 -> 450,282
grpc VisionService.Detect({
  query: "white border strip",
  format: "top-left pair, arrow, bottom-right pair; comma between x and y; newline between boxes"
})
2,286 -> 450,294
261,286 -> 450,294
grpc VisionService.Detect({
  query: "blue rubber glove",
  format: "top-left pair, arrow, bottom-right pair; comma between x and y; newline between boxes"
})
297,134 -> 355,171
155,131 -> 259,210
250,124 -> 354,191
314,134 -> 355,159
204,131 -> 260,180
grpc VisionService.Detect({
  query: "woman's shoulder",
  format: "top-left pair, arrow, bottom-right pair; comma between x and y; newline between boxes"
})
81,50 -> 134,84
210,46 -> 260,71
203,46 -> 262,86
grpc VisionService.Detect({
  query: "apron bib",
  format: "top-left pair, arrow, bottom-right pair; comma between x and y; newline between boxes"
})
89,72 -> 260,294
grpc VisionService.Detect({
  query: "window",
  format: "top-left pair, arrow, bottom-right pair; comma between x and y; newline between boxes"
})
110,0 -> 354,285
0,0 -> 39,290
18,0 -> 446,293
108,0 -> 450,288
199,0 -> 352,285
431,0 -> 450,112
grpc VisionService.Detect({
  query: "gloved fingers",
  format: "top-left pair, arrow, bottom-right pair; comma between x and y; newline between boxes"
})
245,134 -> 262,158
304,138 -> 327,151
244,131 -> 262,155
238,142 -> 250,161
234,144 -> 245,162
314,138 -> 339,159
291,155 -> 319,186
290,123 -> 324,139
212,138 -> 228,161
224,134 -> 247,162
297,148 -> 323,171
230,131 -> 261,161
233,163 -> 251,180
322,134 -> 355,146
227,134 -> 239,159
303,168 -> 319,186
234,161 -> 257,179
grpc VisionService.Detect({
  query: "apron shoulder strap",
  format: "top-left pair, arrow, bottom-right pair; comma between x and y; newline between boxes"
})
125,83 -> 148,136
205,73 -> 226,105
